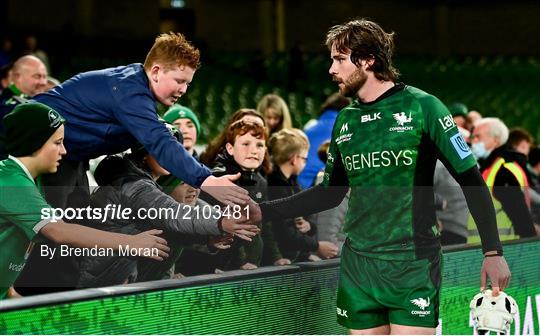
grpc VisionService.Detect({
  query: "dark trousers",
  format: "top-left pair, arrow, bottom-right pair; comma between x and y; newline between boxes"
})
15,159 -> 90,295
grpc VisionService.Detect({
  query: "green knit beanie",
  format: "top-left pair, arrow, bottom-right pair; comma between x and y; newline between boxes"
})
3,102 -> 65,157
448,102 -> 468,118
163,104 -> 200,136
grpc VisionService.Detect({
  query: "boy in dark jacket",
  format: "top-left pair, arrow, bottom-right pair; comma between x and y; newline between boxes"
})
206,119 -> 288,270
267,129 -> 338,261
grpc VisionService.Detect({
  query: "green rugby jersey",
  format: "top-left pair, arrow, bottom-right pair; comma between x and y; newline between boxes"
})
322,84 -> 476,260
0,157 -> 53,299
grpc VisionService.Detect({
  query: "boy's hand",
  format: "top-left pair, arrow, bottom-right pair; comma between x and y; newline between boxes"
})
201,174 -> 250,205
129,229 -> 170,261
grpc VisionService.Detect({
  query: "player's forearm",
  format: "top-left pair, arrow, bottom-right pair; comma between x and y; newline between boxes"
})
41,221 -> 135,250
455,167 -> 502,253
260,184 -> 347,221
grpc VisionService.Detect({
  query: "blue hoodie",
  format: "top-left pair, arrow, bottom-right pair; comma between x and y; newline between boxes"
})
35,63 -> 211,187
297,109 -> 339,188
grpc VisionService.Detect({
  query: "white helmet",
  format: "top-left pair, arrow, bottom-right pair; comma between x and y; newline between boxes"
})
470,289 -> 518,335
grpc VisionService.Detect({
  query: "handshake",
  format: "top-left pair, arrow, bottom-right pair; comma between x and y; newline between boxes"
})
216,199 -> 263,244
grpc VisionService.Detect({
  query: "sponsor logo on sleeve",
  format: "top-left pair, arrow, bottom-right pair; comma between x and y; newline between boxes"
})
438,115 -> 457,133
450,133 -> 472,159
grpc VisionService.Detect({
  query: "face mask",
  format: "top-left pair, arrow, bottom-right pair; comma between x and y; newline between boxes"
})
471,142 -> 491,159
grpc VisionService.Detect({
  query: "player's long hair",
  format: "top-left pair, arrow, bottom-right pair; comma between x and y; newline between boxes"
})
326,18 -> 400,82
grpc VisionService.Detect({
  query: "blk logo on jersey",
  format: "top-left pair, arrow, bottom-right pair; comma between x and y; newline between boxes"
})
450,133 -> 472,159
361,112 -> 382,123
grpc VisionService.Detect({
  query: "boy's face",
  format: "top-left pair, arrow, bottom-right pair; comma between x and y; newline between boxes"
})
149,64 -> 195,106
291,149 -> 308,176
35,125 -> 66,174
173,118 -> 197,151
170,183 -> 199,206
226,132 -> 266,170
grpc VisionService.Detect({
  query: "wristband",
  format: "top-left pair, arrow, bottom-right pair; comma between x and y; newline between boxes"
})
484,250 -> 503,257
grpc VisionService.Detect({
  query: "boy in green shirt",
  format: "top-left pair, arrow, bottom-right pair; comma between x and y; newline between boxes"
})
0,102 -> 170,299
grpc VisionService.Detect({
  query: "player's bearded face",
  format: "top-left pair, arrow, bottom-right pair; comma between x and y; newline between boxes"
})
340,67 -> 368,97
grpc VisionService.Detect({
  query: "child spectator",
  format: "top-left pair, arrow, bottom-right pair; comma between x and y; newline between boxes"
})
163,104 -> 200,158
77,123 -> 258,287
0,102 -> 169,298
207,120 -> 287,270
200,108 -> 265,167
256,94 -> 292,136
267,129 -> 339,261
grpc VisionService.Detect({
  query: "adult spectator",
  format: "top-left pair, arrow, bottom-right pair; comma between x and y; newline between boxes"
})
507,127 -> 533,156
469,118 -> 538,241
298,92 -> 350,188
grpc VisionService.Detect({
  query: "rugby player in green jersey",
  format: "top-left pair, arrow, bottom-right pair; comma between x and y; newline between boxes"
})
252,19 -> 511,334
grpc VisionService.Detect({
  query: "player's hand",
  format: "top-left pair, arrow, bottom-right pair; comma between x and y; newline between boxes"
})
246,198 -> 263,225
480,254 -> 511,296
201,174 -> 250,206
129,229 -> 170,261
295,217 -> 311,233
317,241 -> 339,259
220,218 -> 260,242
274,258 -> 291,266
